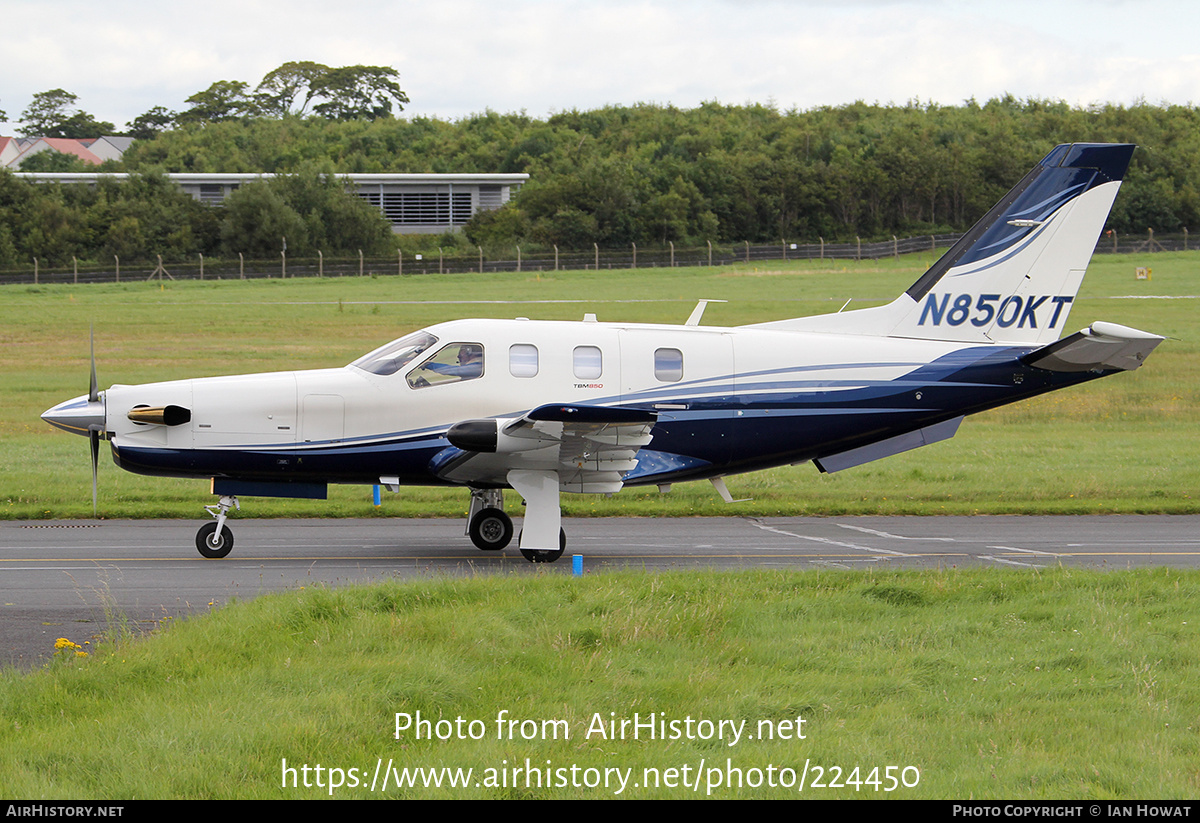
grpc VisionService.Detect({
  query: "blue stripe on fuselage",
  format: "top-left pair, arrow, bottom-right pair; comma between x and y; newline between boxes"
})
114,345 -> 1107,488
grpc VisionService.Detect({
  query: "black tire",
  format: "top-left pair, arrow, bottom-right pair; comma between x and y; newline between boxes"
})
196,521 -> 234,559
469,508 -> 513,550
519,528 -> 566,563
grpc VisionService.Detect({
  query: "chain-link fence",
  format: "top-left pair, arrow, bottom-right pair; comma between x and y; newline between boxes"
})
0,229 -> 1190,286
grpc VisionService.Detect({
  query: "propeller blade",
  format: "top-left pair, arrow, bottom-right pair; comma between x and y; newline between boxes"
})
89,326 -> 101,516
88,325 -> 99,404
89,427 -> 99,517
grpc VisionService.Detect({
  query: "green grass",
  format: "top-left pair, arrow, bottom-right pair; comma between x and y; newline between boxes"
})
2,568 -> 1197,799
4,259 -> 1198,800
3,251 -> 1197,519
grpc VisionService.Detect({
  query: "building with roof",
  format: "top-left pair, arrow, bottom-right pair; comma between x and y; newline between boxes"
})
13,171 -> 529,234
1,136 -> 134,168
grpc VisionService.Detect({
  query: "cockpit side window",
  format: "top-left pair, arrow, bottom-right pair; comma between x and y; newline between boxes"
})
407,343 -> 485,388
350,331 -> 438,376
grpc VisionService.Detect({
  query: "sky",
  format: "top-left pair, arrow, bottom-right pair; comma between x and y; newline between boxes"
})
1,0 -> 1198,132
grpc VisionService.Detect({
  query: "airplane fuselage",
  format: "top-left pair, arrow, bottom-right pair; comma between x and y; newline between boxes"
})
101,316 -> 1097,492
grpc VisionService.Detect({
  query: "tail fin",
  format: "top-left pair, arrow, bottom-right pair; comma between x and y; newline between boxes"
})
756,143 -> 1135,345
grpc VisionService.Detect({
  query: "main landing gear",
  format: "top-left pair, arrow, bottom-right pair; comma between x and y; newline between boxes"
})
196,495 -> 238,558
467,487 -> 566,563
467,489 -> 513,551
519,529 -> 566,564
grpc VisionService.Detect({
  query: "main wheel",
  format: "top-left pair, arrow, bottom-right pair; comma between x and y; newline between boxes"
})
196,521 -> 234,559
519,528 -> 566,563
469,508 -> 513,550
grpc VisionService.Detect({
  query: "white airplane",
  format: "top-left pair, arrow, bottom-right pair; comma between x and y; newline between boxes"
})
43,143 -> 1163,563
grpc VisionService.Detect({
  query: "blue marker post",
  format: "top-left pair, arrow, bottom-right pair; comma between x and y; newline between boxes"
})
572,554 -> 583,576
372,485 -> 382,507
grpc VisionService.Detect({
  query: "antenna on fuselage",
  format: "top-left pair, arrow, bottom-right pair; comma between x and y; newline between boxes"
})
686,299 -> 727,326
710,476 -> 751,503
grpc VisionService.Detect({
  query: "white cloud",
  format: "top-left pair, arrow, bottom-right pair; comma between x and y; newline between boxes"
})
1,0 -> 1197,130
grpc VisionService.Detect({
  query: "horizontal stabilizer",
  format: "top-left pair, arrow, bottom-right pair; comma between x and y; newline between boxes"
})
1022,321 -> 1164,372
814,416 -> 963,474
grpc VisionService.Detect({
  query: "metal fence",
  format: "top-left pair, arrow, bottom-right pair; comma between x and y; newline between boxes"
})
0,229 -> 1191,286
1093,228 -> 1194,255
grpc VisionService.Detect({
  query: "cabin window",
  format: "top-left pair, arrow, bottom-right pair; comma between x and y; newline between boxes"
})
573,346 -> 602,379
654,348 -> 683,381
407,343 -> 485,388
350,330 -> 438,376
509,344 -> 539,377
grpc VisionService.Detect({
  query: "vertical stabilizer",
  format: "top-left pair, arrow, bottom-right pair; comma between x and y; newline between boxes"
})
754,143 -> 1135,345
893,143 -> 1134,345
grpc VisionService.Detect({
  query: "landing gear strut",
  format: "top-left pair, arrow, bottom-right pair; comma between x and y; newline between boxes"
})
466,489 -> 513,550
197,495 -> 239,558
508,469 -> 565,564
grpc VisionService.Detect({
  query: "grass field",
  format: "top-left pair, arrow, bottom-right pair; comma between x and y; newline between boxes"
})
2,568 -> 1197,799
3,254 -> 1199,800
2,250 -> 1196,520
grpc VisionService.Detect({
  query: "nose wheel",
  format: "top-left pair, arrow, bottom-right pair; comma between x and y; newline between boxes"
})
197,495 -> 238,558
196,521 -> 234,558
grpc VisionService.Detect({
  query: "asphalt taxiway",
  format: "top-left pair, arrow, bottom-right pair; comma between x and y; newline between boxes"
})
4,515 -> 1198,667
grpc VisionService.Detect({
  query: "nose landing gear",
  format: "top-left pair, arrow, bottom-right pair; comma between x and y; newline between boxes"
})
197,495 -> 239,558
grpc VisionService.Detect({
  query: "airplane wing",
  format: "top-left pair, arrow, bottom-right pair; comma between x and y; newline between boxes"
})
431,404 -> 657,551
1021,321 -> 1164,373
432,403 -> 657,493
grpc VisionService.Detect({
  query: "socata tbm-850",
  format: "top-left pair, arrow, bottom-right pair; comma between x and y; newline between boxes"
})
43,143 -> 1162,562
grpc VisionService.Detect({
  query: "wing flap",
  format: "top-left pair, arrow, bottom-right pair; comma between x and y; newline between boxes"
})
437,404 -> 657,493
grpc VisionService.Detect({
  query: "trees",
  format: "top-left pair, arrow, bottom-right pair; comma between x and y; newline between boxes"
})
18,89 -> 114,137
254,61 -> 332,117
253,62 -> 410,121
219,170 -> 393,257
19,89 -> 76,136
309,65 -> 409,121
14,150 -> 92,173
175,81 -> 260,126
11,91 -> 1200,255
125,106 -> 177,140
170,64 -> 409,127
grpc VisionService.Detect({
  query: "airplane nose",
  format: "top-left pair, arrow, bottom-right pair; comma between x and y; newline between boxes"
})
41,393 -> 106,436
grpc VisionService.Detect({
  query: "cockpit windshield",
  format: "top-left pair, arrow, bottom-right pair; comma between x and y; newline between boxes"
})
349,330 -> 439,375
